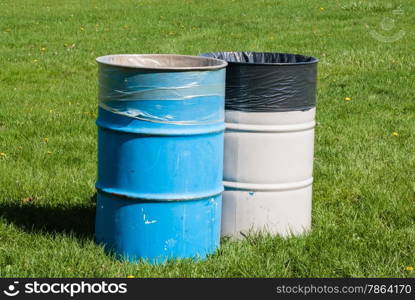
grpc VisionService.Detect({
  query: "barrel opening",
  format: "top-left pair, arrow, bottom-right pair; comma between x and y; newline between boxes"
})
202,52 -> 318,65
96,54 -> 227,70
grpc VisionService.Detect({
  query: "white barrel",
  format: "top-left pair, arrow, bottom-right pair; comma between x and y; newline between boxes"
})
222,109 -> 315,237
201,52 -> 318,239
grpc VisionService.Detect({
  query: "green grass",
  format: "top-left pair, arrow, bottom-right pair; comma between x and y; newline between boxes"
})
1,0 -> 414,277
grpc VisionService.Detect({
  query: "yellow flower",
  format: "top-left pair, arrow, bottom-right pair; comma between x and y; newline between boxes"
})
344,97 -> 352,101
80,27 -> 85,31
320,7 -> 325,11
392,132 -> 399,136
40,47 -> 46,51
127,275 -> 135,278
0,152 -> 6,157
405,266 -> 414,272
22,197 -> 34,203
43,137 -> 49,143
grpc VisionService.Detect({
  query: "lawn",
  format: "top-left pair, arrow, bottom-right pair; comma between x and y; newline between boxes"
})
0,0 -> 414,277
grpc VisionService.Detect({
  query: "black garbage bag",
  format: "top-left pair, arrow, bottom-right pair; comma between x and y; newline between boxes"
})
201,52 -> 318,112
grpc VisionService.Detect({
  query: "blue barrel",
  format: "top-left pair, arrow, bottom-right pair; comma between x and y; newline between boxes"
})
95,54 -> 227,263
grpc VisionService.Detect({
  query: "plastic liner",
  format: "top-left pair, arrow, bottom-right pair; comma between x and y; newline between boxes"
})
97,54 -> 227,124
97,54 -> 228,70
201,52 -> 318,112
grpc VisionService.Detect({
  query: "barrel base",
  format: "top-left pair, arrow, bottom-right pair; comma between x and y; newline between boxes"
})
95,192 -> 221,264
221,186 -> 312,239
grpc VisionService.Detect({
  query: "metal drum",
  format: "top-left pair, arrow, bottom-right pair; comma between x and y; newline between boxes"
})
95,54 -> 227,262
202,52 -> 318,238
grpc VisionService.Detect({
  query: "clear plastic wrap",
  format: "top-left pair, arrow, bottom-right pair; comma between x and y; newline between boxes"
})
97,54 -> 227,124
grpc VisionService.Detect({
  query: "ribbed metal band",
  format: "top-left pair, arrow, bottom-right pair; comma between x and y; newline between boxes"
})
96,185 -> 224,202
223,177 -> 313,192
225,121 -> 315,133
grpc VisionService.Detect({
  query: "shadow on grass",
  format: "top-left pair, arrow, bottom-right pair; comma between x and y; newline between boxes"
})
0,194 -> 97,240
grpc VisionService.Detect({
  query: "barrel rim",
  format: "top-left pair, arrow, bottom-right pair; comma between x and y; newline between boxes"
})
201,51 -> 319,66
96,54 -> 228,71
